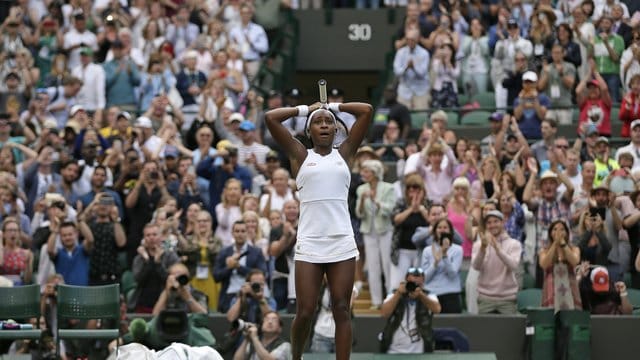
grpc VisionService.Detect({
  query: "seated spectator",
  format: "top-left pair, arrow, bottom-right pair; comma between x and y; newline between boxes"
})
579,266 -> 632,315
130,223 -> 180,313
412,203 -> 464,259
539,220 -> 582,311
152,262 -> 208,316
421,219 -> 463,313
380,267 -> 441,354
232,311 -> 291,360
226,269 -> 276,325
472,210 -> 521,314
576,63 -> 612,137
513,71 -> 550,140
214,220 -> 267,313
46,220 -> 93,286
0,217 -> 33,285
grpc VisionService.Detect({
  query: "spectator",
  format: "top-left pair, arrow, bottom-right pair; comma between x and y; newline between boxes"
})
165,5 -> 199,57
430,43 -> 459,108
63,10 -> 97,70
411,203 -> 465,259
228,4 -> 268,81
131,223 -> 180,313
71,47 -> 106,123
390,174 -> 429,286
23,146 -> 62,217
593,15 -> 625,102
214,178 -> 243,247
197,145 -> 252,210
259,168 -> 294,217
589,184 -> 627,282
309,277 -> 358,354
513,71 -> 550,140
379,267 -> 441,354
46,220 -> 93,286
78,166 -> 123,217
620,30 -> 640,93
0,217 -> 33,285
373,86 -> 411,141
138,54 -> 177,113
232,311 -> 291,360
579,266 -> 632,314
237,120 -> 270,176
460,18 -> 490,97
176,50 -> 207,113
472,210 -> 521,314
619,75 -> 640,138
373,119 -> 406,163
528,6 -> 556,72
44,75 -> 84,129
571,6 -> 596,81
556,23 -> 582,70
227,269 -> 276,326
539,219 -> 582,311
214,220 -> 267,313
493,19 -> 532,109
355,159 -> 396,309
393,28 -> 430,110
420,136 -> 457,204
243,211 -> 269,259
610,4 -> 632,46
103,39 -> 141,111
593,137 -> 619,186
577,209 -> 612,267
421,218 -> 463,313
80,193 -> 126,286
498,190 -> 525,243
539,44 -> 577,125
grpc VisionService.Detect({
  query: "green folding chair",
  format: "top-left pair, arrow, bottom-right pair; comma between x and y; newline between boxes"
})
461,111 -> 493,126
471,92 -> 496,108
0,284 -> 42,341
517,288 -> 543,313
56,284 -> 120,357
626,288 -> 640,312
410,111 -> 428,129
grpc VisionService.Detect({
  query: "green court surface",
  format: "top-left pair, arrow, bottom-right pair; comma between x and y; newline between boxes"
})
302,353 -> 497,360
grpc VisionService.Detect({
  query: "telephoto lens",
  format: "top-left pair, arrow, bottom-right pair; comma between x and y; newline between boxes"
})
405,281 -> 417,293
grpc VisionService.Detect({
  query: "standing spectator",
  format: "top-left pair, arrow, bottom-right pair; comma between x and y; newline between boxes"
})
501,50 -> 530,110
63,10 -> 97,70
620,30 -> 640,93
214,178 -> 243,247
538,44 -> 577,125
259,169 -> 294,216
268,199 -> 299,312
165,5 -> 199,58
23,146 -> 62,217
460,18 -> 490,96
138,54 -> 177,113
577,210 -> 612,267
577,65 -> 612,137
430,43 -> 459,108
237,121 -> 270,176
373,86 -> 411,141
78,166 -> 124,218
619,75 -> 640,138
513,71 -> 550,140
379,268 -> 441,354
355,159 -> 395,309
80,194 -> 126,286
71,47 -> 105,123
556,23 -> 582,70
44,75 -> 83,129
571,6 -> 596,81
176,50 -> 207,113
492,19 -> 533,110
103,40 -> 141,112
393,28 -> 430,110
420,134 -> 457,204
197,146 -> 252,211
616,119 -> 640,171
214,220 -> 267,313
528,6 -> 556,72
593,137 -> 619,186
46,220 -> 93,286
421,219 -> 463,313
472,210 -> 521,314
130,223 -> 180,313
593,15 -> 625,102
539,220 -> 582,311
228,4 -> 269,81
0,218 -> 33,285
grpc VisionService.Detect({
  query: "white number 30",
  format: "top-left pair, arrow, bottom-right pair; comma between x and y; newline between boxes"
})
348,24 -> 372,41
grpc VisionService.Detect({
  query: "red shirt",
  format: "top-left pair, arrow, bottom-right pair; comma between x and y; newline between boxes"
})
619,93 -> 640,138
579,99 -> 611,136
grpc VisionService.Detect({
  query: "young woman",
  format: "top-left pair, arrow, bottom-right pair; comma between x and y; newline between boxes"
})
214,178 -> 243,247
265,98 -> 372,360
421,218 -> 463,313
539,220 -> 582,311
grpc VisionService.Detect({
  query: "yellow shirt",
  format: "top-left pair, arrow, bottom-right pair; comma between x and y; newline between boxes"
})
594,158 -> 619,186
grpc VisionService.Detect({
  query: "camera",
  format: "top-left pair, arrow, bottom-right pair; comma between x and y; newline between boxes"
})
251,282 -> 261,293
222,155 -> 231,164
440,233 -> 452,244
405,281 -> 418,293
149,171 -> 159,179
176,274 -> 189,286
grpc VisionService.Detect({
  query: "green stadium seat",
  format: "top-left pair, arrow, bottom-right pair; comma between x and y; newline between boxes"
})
0,284 -> 42,341
461,111 -> 493,126
611,106 -> 620,122
522,272 -> 536,290
471,92 -> 495,108
626,288 -> 640,312
446,112 -> 460,127
458,94 -> 469,106
517,288 -> 542,313
411,111 -> 428,129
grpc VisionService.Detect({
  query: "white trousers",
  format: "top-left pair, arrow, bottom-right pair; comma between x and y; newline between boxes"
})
363,231 -> 393,305
389,249 -> 419,290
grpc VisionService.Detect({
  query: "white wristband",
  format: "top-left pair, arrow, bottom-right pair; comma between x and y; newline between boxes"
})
328,102 -> 341,112
296,105 -> 309,117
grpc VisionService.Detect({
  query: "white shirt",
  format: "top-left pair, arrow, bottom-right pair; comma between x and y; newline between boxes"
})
63,29 -> 98,70
393,45 -> 430,100
71,63 -> 106,111
259,189 -> 295,214
621,46 -> 640,92
616,142 -> 640,173
238,141 -> 270,174
384,292 -> 439,354
228,22 -> 269,62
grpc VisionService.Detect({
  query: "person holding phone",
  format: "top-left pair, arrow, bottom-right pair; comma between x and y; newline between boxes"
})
421,219 -> 463,313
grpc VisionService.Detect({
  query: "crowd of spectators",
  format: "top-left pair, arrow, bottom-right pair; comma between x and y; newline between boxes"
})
1,0 -> 640,358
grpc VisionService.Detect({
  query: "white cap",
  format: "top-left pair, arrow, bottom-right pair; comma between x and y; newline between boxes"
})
631,119 -> 640,129
182,50 -> 198,60
70,104 -> 85,117
135,116 -> 153,128
522,71 -> 538,82
229,113 -> 244,123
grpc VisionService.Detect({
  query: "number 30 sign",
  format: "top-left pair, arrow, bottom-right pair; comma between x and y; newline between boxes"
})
348,24 -> 372,41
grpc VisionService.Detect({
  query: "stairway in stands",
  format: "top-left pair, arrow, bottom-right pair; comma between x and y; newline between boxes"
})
353,281 -> 380,315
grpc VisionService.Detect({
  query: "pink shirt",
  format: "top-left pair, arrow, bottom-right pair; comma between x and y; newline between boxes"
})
447,205 -> 471,257
472,233 -> 522,301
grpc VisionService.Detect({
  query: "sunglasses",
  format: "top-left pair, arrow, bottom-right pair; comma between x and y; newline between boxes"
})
406,184 -> 422,190
406,267 -> 424,276
52,201 -> 66,210
555,145 -> 569,149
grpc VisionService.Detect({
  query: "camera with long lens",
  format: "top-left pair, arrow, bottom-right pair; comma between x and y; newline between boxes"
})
405,281 -> 418,293
176,274 -> 189,287
232,319 -> 251,332
251,282 -> 261,293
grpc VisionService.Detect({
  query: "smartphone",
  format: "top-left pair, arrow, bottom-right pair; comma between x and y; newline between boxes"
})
589,207 -> 606,220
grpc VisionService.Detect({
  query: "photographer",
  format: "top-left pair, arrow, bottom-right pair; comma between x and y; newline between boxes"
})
152,263 -> 207,315
233,311 -> 291,360
227,269 -> 276,325
379,268 -> 441,354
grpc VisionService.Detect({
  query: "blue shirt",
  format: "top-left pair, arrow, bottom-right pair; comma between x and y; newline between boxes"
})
514,94 -> 551,139
103,59 -> 141,107
54,244 -> 90,286
421,243 -> 463,296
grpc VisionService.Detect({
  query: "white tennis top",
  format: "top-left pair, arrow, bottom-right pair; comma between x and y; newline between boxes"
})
295,148 -> 357,263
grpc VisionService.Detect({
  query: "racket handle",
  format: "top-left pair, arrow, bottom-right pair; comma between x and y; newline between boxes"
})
318,79 -> 327,104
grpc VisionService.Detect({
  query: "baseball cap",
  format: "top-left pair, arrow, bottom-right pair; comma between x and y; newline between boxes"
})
631,119 -> 640,130
590,184 -> 610,195
507,18 -> 518,27
540,170 -> 559,183
595,136 -> 609,145
182,50 -> 198,60
229,113 -> 244,123
522,71 -> 538,82
239,120 -> 256,131
586,123 -> 599,136
488,112 -> 503,121
590,267 -> 610,293
587,79 -> 600,87
70,105 -> 85,117
117,111 -> 132,122
5,72 -> 20,80
266,150 -> 279,160
135,116 -> 153,128
80,47 -> 93,56
483,210 -> 504,221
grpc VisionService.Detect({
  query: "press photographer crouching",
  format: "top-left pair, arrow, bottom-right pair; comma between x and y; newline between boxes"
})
153,263 -> 208,316
232,311 -> 291,360
227,269 -> 276,325
379,267 -> 441,354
